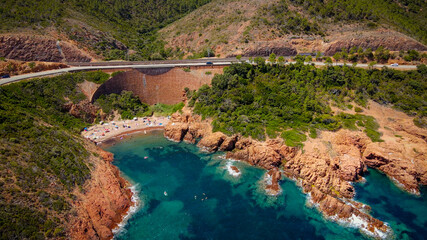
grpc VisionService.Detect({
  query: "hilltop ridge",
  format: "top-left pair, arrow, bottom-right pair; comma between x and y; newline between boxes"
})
160,0 -> 427,57
1,0 -> 427,62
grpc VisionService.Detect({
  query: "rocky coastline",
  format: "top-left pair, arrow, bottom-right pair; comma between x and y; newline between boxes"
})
164,110 -> 427,238
70,143 -> 134,240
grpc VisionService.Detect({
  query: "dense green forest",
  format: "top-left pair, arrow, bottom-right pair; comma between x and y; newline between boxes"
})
94,90 -> 184,119
189,59 -> 426,146
0,0 -> 211,60
291,0 -> 427,44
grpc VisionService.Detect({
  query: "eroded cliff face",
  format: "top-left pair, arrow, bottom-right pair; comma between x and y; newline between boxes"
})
70,144 -> 133,240
164,108 -> 427,238
0,34 -> 92,62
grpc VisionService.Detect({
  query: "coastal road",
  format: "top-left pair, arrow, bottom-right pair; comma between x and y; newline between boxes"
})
0,58 -> 418,86
0,61 -> 233,86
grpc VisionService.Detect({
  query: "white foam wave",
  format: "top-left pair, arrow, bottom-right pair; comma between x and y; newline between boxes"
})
225,161 -> 241,177
164,136 -> 180,143
328,213 -> 393,239
390,176 -> 419,196
112,184 -> 140,236
262,172 -> 282,196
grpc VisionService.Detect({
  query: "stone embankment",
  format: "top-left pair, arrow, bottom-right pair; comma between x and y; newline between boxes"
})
164,111 -> 427,238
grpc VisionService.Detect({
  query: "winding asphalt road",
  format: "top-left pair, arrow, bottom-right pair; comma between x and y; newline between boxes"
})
0,59 -> 418,86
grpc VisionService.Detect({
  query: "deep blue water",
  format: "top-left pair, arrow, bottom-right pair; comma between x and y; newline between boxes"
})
106,131 -> 427,240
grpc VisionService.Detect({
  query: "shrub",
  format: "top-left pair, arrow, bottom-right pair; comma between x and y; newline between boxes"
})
354,106 -> 363,113
281,130 -> 307,147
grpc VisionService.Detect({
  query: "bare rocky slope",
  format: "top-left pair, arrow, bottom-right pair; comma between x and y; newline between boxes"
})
160,0 -> 427,57
0,34 -> 93,62
164,102 -> 427,238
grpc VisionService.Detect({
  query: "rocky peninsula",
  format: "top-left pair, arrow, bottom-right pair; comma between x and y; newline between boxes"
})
164,105 -> 427,238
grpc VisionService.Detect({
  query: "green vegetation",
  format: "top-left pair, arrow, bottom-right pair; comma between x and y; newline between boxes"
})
82,70 -> 110,84
281,130 -> 307,147
354,106 -> 363,113
291,0 -> 427,44
1,0 -> 212,60
337,113 -> 383,142
0,72 -> 105,238
95,91 -> 185,119
95,91 -> 149,119
190,60 -> 426,144
256,0 -> 324,36
187,47 -> 216,59
332,47 -> 425,63
150,102 -> 185,116
0,204 -> 64,239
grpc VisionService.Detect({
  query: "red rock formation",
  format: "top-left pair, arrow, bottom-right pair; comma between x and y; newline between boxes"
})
164,112 -> 400,238
197,132 -> 227,152
226,139 -> 282,170
63,99 -> 101,123
70,147 -> 133,240
0,35 -> 92,62
265,168 -> 282,195
233,42 -> 297,57
363,142 -> 426,194
230,166 -> 240,174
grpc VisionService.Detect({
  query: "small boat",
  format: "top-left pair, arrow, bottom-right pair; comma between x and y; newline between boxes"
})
164,191 -> 168,196
144,156 -> 148,159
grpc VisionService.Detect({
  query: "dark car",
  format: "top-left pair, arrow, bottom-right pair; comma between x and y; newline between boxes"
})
206,62 -> 213,65
1,74 -> 10,78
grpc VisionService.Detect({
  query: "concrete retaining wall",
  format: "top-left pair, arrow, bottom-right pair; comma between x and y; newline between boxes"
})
92,65 -> 223,105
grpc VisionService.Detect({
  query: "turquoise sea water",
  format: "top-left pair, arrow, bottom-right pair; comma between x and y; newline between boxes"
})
106,131 -> 427,240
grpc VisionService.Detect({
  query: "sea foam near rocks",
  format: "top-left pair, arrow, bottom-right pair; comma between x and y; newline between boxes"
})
113,184 -> 141,236
329,213 -> 394,239
225,160 -> 241,177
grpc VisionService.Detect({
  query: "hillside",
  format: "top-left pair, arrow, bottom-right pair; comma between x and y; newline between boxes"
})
189,60 -> 427,141
159,0 -> 427,57
1,0 -> 427,62
0,0 -> 211,62
0,72 -> 138,239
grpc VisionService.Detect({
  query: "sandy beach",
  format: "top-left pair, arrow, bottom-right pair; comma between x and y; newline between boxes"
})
82,116 -> 169,143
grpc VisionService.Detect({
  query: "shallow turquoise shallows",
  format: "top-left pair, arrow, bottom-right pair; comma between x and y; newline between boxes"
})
106,131 -> 427,240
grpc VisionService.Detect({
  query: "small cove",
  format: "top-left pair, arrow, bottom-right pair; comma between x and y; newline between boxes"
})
106,131 -> 427,239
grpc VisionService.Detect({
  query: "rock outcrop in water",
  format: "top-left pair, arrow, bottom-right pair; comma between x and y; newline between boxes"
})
164,109 -> 427,238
